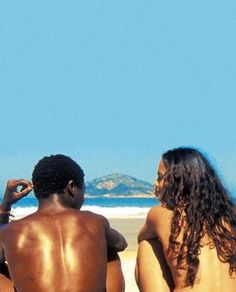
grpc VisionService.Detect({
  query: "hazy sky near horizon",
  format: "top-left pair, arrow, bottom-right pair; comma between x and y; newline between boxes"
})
0,1 -> 235,191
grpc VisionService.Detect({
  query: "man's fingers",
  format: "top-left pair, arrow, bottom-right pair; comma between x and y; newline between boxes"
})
15,179 -> 32,188
22,186 -> 33,196
7,179 -> 32,191
15,186 -> 33,199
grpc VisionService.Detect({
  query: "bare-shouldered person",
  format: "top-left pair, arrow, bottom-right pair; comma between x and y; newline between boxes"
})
0,154 -> 127,292
136,148 -> 236,292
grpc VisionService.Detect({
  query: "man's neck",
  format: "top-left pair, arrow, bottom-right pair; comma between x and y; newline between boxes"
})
37,194 -> 70,213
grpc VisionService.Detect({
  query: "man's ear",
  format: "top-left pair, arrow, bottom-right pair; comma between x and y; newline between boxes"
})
68,180 -> 76,197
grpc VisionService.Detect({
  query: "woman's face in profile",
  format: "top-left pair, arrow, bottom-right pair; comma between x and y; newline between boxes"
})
154,159 -> 167,201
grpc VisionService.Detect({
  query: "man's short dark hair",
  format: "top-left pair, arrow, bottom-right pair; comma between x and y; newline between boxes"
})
32,154 -> 84,199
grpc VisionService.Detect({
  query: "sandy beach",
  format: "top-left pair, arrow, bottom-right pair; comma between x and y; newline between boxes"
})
109,218 -> 146,292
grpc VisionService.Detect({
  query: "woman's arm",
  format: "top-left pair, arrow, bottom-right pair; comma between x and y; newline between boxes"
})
138,207 -> 159,243
138,206 -> 172,244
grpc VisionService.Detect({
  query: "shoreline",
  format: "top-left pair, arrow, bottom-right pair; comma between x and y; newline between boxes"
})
11,206 -> 150,219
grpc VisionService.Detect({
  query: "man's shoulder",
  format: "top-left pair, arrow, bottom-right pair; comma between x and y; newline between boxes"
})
77,210 -> 108,223
79,210 -> 103,217
0,214 -> 33,229
73,210 -> 109,231
0,218 -> 24,235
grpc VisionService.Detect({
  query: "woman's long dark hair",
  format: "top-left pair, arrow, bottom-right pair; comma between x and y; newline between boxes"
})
160,147 -> 236,286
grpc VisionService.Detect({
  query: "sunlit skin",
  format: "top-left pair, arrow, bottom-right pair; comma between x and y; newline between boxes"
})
154,159 -> 167,202
136,159 -> 236,292
0,273 -> 14,292
0,180 -> 127,292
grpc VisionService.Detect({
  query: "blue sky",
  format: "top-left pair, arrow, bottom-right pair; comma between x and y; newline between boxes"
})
0,1 -> 235,193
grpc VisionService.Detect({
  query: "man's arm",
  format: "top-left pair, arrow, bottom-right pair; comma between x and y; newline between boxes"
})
0,242 -> 15,292
0,179 -> 32,224
0,179 -> 32,291
0,242 -> 5,264
104,219 -> 127,252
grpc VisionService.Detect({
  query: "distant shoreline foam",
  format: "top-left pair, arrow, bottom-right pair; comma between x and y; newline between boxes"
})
7,195 -> 236,220
11,205 -> 149,219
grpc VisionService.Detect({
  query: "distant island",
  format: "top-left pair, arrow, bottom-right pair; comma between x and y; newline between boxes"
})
0,175 -> 235,200
85,173 -> 154,198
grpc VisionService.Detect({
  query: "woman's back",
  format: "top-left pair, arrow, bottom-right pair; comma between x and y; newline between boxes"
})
137,147 -> 236,291
163,209 -> 236,291
194,243 -> 235,292
137,206 -> 236,292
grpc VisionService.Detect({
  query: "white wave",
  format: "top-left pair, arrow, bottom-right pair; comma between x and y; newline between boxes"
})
12,207 -> 37,218
11,206 -> 149,219
81,206 -> 149,218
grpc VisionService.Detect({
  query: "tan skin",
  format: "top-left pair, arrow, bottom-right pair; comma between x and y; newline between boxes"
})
136,159 -> 236,292
0,180 -> 127,292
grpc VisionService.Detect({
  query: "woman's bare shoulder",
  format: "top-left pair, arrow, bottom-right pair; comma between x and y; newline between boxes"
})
147,206 -> 173,232
148,205 -> 173,220
145,206 -> 173,243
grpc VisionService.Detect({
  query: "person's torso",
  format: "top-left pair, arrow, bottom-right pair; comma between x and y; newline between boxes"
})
155,206 -> 236,291
0,210 -> 107,292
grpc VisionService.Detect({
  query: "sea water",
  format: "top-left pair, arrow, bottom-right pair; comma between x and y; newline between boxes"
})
1,196 -> 159,218
1,195 -> 235,219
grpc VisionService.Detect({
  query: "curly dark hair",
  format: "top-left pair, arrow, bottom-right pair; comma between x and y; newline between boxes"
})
32,154 -> 84,199
159,147 -> 236,287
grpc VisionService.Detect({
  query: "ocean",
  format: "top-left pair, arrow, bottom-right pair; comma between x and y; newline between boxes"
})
3,197 -> 158,218
2,195 -> 236,219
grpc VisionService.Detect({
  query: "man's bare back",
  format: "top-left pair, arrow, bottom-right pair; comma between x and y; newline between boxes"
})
0,208 -> 115,292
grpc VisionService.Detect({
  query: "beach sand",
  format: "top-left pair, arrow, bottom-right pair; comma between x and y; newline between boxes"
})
109,218 -> 145,292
